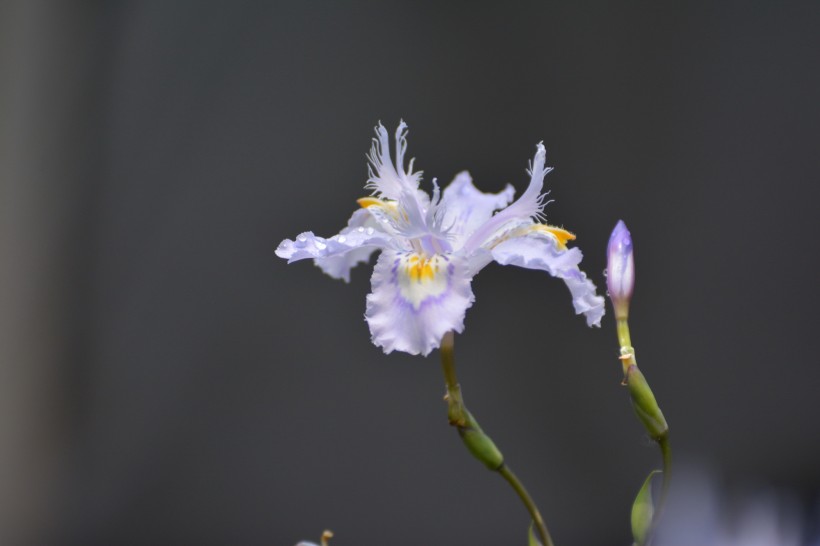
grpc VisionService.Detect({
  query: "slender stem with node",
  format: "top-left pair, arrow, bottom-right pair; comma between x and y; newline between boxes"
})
617,319 -> 671,546
439,332 -> 555,546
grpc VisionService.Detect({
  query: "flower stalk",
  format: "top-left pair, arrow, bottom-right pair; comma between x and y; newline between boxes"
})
607,221 -> 671,546
439,332 -> 554,546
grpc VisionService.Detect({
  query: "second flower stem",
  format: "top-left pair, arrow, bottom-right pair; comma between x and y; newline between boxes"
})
498,465 -> 552,546
439,332 -> 554,546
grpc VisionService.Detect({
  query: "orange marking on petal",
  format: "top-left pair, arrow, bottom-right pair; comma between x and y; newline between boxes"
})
357,197 -> 383,208
397,253 -> 449,309
530,224 -> 576,249
407,258 -> 436,282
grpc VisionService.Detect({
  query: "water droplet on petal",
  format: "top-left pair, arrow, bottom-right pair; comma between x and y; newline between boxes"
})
357,227 -> 365,233
297,234 -> 307,242
366,227 -> 375,235
338,235 -> 347,243
603,268 -> 608,278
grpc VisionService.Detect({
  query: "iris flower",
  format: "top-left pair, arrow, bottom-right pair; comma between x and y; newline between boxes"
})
276,122 -> 604,355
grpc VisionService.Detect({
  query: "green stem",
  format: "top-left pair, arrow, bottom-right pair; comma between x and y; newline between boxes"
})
616,318 -> 632,351
498,465 -> 555,546
638,435 -> 672,546
655,434 -> 672,520
441,331 -> 458,389
617,320 -> 672,546
440,332 -> 467,428
439,332 -> 554,546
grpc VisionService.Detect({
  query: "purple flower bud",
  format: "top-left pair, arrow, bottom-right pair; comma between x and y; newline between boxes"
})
607,220 -> 634,319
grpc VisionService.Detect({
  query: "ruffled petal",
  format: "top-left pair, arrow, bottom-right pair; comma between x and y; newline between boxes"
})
365,249 -> 475,356
365,121 -> 422,200
363,122 -> 437,248
561,268 -> 606,327
438,172 -> 515,247
276,209 -> 390,282
490,231 -> 605,326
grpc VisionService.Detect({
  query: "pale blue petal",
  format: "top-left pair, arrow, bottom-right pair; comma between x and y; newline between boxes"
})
439,172 -> 515,246
358,197 -> 433,251
394,187 -> 433,239
315,245 -> 377,283
365,121 -> 422,200
365,249 -> 475,356
562,268 -> 606,327
491,233 -> 605,326
461,143 -> 552,254
462,246 -> 494,277
276,209 -> 390,282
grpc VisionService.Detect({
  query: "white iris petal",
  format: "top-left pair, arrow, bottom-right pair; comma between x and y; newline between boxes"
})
490,233 -> 605,326
366,249 -> 474,356
365,121 -> 422,200
438,172 -> 516,248
275,209 -> 389,282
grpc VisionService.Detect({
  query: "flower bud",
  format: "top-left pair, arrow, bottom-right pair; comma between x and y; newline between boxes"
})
607,220 -> 635,320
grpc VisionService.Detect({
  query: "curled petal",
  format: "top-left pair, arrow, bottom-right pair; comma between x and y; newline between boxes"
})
490,232 -> 605,326
517,142 -> 552,222
491,229 -> 582,270
366,249 -> 475,356
461,143 -> 553,254
439,171 -> 515,246
559,268 -> 606,327
276,209 -> 389,282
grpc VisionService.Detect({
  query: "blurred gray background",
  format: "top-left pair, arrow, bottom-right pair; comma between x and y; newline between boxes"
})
1,1 -> 819,545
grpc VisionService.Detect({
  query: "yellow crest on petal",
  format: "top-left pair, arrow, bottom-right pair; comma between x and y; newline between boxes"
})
397,253 -> 449,309
528,224 -> 576,249
488,223 -> 577,251
357,197 -> 399,213
357,197 -> 383,209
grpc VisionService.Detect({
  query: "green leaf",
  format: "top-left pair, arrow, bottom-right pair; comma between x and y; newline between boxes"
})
528,522 -> 541,546
631,470 -> 661,545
